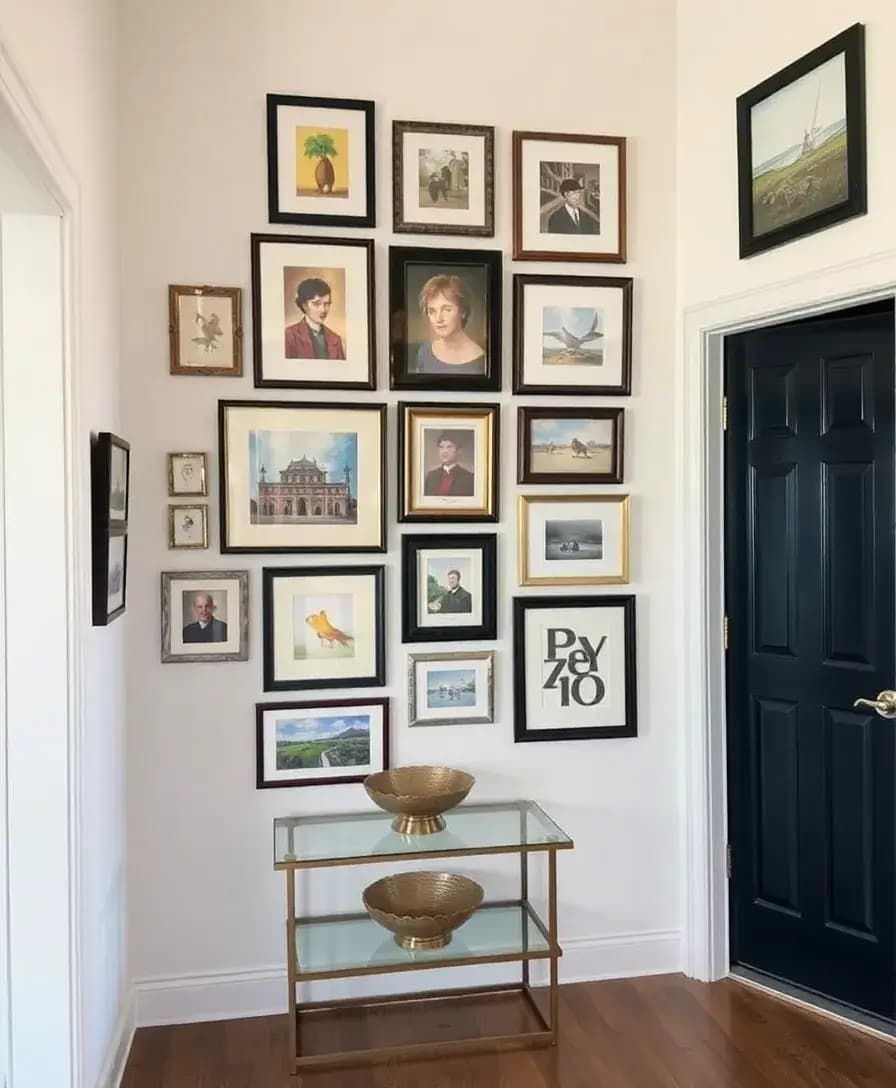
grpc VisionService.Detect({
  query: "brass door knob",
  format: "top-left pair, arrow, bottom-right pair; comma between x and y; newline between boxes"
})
853,690 -> 896,718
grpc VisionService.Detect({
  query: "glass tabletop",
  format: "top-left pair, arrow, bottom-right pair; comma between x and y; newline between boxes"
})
294,903 -> 552,979
274,801 -> 572,868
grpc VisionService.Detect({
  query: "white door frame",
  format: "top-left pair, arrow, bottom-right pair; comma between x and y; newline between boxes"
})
0,41 -> 85,1087
678,248 -> 896,982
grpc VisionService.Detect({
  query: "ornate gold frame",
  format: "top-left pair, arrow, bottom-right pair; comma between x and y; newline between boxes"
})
168,284 -> 243,376
167,503 -> 208,549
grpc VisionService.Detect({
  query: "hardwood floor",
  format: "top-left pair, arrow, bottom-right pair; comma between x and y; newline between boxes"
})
121,975 -> 896,1087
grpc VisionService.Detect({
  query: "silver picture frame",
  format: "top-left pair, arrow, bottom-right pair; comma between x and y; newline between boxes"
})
407,649 -> 494,727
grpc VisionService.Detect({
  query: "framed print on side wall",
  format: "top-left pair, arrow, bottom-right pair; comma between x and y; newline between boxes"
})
219,400 -> 386,554
513,274 -> 632,395
401,533 -> 497,642
251,233 -> 375,390
168,285 -> 242,376
266,93 -> 375,227
737,22 -> 866,258
160,570 -> 249,663
256,697 -> 389,788
408,651 -> 494,727
513,131 -> 626,262
518,406 -> 624,485
91,431 -> 129,625
518,494 -> 630,587
262,565 -> 385,691
513,594 -> 637,742
392,120 -> 494,236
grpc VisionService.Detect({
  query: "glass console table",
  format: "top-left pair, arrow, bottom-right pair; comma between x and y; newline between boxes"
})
273,800 -> 573,1077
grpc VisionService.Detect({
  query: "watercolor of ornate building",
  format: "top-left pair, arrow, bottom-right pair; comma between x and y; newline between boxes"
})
254,456 -> 354,522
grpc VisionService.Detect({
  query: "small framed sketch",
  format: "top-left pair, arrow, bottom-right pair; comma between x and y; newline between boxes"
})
402,533 -> 497,643
219,400 -> 386,554
256,697 -> 389,789
168,452 -> 208,497
389,246 -> 501,392
518,407 -> 624,485
168,285 -> 242,376
408,651 -> 494,727
168,504 -> 208,549
513,274 -> 632,395
393,120 -> 494,236
266,93 -> 375,227
398,402 -> 499,523
262,565 -> 385,691
160,570 -> 249,663
91,432 -> 129,625
514,594 -> 637,742
251,233 -> 375,390
518,494 -> 629,587
513,131 -> 626,262
737,23 -> 866,258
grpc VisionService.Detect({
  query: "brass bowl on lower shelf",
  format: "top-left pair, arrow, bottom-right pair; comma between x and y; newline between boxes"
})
364,766 -> 474,835
362,871 -> 484,951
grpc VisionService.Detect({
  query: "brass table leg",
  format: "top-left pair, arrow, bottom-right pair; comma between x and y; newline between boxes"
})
548,848 -> 558,1045
287,868 -> 298,1076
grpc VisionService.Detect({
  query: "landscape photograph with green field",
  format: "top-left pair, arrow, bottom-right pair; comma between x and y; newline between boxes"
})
275,713 -> 370,771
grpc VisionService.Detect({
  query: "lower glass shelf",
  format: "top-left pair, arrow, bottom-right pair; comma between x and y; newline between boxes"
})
294,900 -> 555,981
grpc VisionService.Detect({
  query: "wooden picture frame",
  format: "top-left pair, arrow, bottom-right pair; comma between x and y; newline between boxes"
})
517,406 -> 624,484
168,285 -> 242,376
401,533 -> 497,643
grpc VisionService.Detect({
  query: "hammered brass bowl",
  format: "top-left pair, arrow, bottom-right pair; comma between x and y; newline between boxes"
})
363,871 -> 483,950
364,766 -> 474,835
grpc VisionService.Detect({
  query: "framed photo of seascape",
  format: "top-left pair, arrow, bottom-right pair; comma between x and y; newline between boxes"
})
256,697 -> 389,788
408,651 -> 494,727
736,23 -> 866,258
518,494 -> 630,587
518,406 -> 624,485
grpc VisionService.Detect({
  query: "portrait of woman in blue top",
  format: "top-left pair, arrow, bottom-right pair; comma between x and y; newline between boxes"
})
415,274 -> 486,376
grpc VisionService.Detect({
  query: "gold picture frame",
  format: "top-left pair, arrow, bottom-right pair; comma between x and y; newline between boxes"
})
518,493 -> 629,586
168,284 -> 243,376
167,451 -> 208,497
168,503 -> 209,549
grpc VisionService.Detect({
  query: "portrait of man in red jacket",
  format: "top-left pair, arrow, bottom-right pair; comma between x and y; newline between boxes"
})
284,276 -> 346,360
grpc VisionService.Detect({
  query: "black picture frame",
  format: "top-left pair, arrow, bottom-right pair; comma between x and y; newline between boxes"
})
512,274 -> 632,396
250,233 -> 376,390
266,93 -> 376,228
262,565 -> 386,691
736,23 -> 866,259
401,533 -> 497,643
255,696 -> 390,788
388,245 -> 502,392
513,594 -> 637,742
517,406 -> 624,485
90,432 -> 129,626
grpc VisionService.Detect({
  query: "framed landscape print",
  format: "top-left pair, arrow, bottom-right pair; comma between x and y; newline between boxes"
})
737,23 -> 866,258
408,651 -> 494,727
219,400 -> 386,553
256,697 -> 389,788
168,285 -> 242,376
518,494 -> 630,587
160,570 -> 249,664
168,452 -> 208,497
513,595 -> 637,742
168,503 -> 208,549
398,402 -> 499,523
251,233 -> 375,390
266,93 -> 375,227
401,533 -> 497,643
513,274 -> 632,395
262,565 -> 385,691
518,406 -> 624,485
389,246 -> 501,392
513,131 -> 626,262
393,120 -> 494,236
91,432 -> 129,625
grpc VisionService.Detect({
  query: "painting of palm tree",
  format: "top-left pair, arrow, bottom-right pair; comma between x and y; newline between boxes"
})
295,127 -> 349,198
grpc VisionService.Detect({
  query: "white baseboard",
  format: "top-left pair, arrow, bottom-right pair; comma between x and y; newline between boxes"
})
134,929 -> 682,1027
96,987 -> 136,1088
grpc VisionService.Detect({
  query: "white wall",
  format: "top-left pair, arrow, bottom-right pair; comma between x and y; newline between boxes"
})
0,2 -> 128,1084
121,0 -> 682,1021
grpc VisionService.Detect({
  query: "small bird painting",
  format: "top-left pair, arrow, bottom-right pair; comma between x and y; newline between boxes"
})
306,609 -> 353,648
192,311 -> 223,353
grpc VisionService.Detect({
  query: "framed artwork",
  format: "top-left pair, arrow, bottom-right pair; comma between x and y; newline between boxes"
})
518,494 -> 630,587
250,233 -> 375,390
398,402 -> 499,523
389,246 -> 502,392
401,533 -> 496,643
168,503 -> 208,549
392,120 -> 494,236
408,651 -> 494,727
737,23 -> 866,258
91,432 -> 129,625
160,570 -> 249,664
168,285 -> 242,376
513,131 -> 626,262
262,565 -> 385,691
513,274 -> 632,395
92,529 -> 127,626
513,594 -> 637,742
168,452 -> 208,497
256,697 -> 389,788
517,406 -> 624,485
266,93 -> 375,227
219,400 -> 386,554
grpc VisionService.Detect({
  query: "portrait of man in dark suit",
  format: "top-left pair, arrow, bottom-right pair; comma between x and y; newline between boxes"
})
182,591 -> 228,643
284,276 -> 346,360
423,431 -> 475,497
429,568 -> 473,614
546,177 -> 600,235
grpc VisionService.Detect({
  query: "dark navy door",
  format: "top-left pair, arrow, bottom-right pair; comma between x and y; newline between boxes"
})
725,302 -> 896,1019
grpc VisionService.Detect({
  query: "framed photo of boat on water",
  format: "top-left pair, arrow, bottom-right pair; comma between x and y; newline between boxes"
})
736,23 -> 866,258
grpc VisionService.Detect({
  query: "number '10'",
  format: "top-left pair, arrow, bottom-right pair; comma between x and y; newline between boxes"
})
555,673 -> 605,706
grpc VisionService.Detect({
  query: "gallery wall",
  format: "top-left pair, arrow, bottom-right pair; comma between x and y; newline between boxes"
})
120,0 -> 681,1021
